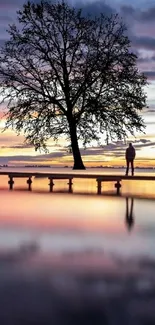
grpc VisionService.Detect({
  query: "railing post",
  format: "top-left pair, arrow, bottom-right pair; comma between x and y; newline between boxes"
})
68,178 -> 73,193
115,180 -> 121,195
8,176 -> 14,190
27,177 -> 32,191
49,178 -> 54,192
97,179 -> 102,194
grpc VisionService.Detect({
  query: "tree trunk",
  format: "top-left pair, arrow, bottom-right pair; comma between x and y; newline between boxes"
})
69,121 -> 85,170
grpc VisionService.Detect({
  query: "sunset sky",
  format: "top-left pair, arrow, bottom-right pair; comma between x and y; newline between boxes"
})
0,0 -> 155,167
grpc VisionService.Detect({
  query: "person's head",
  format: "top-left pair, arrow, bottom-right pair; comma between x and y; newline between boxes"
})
129,143 -> 132,148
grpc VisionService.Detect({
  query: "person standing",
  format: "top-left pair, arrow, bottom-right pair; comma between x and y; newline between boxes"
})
125,143 -> 136,176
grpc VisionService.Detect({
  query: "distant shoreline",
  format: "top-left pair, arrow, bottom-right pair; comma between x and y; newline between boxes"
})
0,165 -> 155,170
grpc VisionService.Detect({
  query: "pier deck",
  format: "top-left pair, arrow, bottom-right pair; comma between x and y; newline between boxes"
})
0,171 -> 154,194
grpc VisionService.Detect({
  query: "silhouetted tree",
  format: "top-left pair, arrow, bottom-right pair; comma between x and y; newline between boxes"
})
0,1 -> 147,169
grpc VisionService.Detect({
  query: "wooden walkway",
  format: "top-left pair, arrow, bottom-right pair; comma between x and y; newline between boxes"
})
0,171 -> 155,194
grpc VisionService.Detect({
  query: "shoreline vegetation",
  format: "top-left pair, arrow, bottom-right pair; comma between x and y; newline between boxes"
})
0,165 -> 155,170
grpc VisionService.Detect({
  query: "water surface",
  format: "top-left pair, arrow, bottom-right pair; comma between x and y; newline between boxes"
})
0,188 -> 155,324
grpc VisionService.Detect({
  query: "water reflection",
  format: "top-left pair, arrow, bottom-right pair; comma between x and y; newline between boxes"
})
0,190 -> 154,323
0,250 -> 155,324
125,198 -> 134,232
0,241 -> 39,264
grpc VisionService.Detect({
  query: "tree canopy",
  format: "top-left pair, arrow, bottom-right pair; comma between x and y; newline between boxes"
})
0,0 -> 147,169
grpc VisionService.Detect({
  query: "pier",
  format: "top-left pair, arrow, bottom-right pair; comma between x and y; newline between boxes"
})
0,171 -> 155,194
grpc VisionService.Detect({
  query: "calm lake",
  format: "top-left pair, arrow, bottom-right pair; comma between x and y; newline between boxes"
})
0,167 -> 155,324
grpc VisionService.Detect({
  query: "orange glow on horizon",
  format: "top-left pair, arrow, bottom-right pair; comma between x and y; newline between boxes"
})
0,114 -> 155,168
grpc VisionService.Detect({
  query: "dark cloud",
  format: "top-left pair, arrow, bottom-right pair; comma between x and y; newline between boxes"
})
0,39 -> 6,46
39,150 -> 69,159
120,5 -> 135,17
0,0 -> 115,49
0,142 -> 65,150
107,139 -> 155,156
0,149 -> 68,164
139,7 -> 155,22
79,139 -> 155,158
132,36 -> 155,51
73,0 -> 115,17
134,140 -> 155,149
143,71 -> 155,80
139,139 -> 151,144
121,5 -> 155,22
0,139 -> 154,164
1,143 -> 34,149
147,109 -> 155,113
137,55 -> 155,63
0,15 -> 13,22
0,0 -> 24,6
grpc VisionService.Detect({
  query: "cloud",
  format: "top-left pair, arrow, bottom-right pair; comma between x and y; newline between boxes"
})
120,4 -> 155,23
120,5 -> 135,16
0,0 -> 115,59
132,36 -> 155,51
0,0 -> 24,8
73,0 -> 115,17
0,143 -> 64,150
139,7 -> 155,22
0,15 -> 13,22
0,0 -> 154,162
0,148 -> 69,164
1,143 -> 34,149
139,139 -> 150,143
0,139 -> 154,165
134,140 -> 155,149
146,108 -> 155,113
137,55 -> 155,64
143,71 -> 155,80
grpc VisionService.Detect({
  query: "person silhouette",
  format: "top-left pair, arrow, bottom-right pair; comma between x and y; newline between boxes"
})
125,197 -> 134,231
125,143 -> 136,176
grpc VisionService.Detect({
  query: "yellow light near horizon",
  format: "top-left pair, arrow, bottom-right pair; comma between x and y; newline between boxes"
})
0,105 -> 155,167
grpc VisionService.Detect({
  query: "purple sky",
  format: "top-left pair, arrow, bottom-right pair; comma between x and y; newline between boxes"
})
0,0 -> 154,84
0,0 -> 155,166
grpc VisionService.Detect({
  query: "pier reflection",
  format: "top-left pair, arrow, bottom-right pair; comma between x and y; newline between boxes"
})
125,197 -> 134,231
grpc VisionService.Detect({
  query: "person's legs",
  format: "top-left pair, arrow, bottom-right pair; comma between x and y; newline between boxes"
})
126,160 -> 129,175
131,160 -> 134,176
